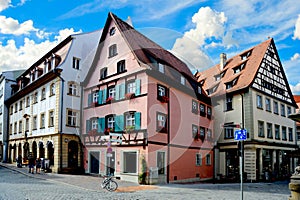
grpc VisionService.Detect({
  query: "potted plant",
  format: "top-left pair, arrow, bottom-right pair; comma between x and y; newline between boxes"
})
104,128 -> 112,135
106,97 -> 114,103
125,126 -> 134,133
161,96 -> 169,103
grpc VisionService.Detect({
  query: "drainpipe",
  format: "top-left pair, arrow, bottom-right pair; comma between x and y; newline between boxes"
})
167,87 -> 171,184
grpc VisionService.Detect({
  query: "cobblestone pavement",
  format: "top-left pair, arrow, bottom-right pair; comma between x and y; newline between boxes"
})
0,162 -> 291,200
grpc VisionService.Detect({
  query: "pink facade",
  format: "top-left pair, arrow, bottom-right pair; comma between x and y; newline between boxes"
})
82,13 -> 213,184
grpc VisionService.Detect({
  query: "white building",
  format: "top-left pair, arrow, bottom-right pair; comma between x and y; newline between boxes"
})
0,70 -> 24,162
5,30 -> 102,173
197,38 -> 298,181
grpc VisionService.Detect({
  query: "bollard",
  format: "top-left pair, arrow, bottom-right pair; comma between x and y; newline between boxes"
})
289,167 -> 300,200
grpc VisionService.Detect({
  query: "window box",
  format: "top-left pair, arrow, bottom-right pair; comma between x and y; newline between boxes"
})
106,97 -> 114,103
125,93 -> 135,100
104,128 -> 112,135
88,129 -> 97,136
91,102 -> 98,107
125,126 -> 135,133
159,96 -> 169,103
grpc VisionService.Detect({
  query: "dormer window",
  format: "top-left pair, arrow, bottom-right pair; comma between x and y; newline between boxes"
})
240,50 -> 252,60
158,63 -> 165,73
109,27 -> 116,36
225,77 -> 239,89
180,76 -> 185,85
233,62 -> 246,74
214,70 -> 226,81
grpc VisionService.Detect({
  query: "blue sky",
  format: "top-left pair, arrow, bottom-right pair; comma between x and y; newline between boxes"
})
0,0 -> 300,94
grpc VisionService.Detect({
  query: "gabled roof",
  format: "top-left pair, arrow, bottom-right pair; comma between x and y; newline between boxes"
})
197,38 -> 297,106
106,12 -> 195,80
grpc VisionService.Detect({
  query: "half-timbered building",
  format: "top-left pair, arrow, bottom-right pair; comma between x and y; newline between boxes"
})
196,38 -> 298,181
82,13 -> 214,184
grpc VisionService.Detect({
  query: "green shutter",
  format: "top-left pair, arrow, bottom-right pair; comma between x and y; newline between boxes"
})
102,88 -> 107,104
119,84 -> 125,99
98,118 -> 105,133
135,79 -> 141,96
86,120 -> 91,133
98,90 -> 103,105
88,94 -> 92,106
115,115 -> 124,131
115,85 -> 120,100
135,112 -> 141,130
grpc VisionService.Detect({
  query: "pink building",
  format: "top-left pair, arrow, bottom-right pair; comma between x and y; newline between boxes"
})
82,13 -> 214,184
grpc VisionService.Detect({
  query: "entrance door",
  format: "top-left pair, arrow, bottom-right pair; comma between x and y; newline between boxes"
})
90,151 -> 100,174
106,151 -> 115,176
68,141 -> 78,168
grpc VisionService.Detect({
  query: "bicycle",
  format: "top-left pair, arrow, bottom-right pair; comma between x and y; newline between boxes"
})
101,176 -> 118,191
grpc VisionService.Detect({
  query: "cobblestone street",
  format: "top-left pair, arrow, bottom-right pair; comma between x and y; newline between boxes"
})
0,163 -> 290,200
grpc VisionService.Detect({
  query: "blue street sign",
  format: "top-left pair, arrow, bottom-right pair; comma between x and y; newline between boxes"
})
234,129 -> 247,141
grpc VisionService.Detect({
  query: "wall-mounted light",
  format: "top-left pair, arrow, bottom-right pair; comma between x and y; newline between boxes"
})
64,138 -> 69,143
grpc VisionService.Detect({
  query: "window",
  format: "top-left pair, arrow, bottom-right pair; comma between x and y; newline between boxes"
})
258,121 -> 264,137
49,110 -> 54,127
207,107 -> 212,119
73,57 -> 80,70
200,104 -> 206,117
123,151 -> 137,173
206,154 -> 211,165
40,113 -> 45,128
157,151 -> 165,175
50,83 -> 55,96
275,124 -> 280,139
14,122 -> 17,134
265,98 -> 271,112
106,115 -> 115,130
33,92 -> 38,103
14,103 -> 18,113
267,123 -> 273,138
0,105 -> 2,115
91,118 -> 98,130
281,104 -> 285,116
192,100 -> 198,114
207,129 -> 212,140
9,106 -> 13,115
0,123 -> 2,134
125,112 -> 135,128
92,91 -> 99,103
127,81 -> 136,94
117,60 -> 126,73
108,86 -> 116,99
157,84 -> 168,102
100,67 -> 107,79
257,95 -> 263,109
273,101 -> 278,114
26,96 -> 30,107
9,124 -> 12,135
41,88 -> 46,100
282,126 -> 287,140
68,82 -> 78,96
225,95 -> 233,111
19,120 -> 22,133
19,100 -> 23,111
224,122 -> 234,139
67,109 -> 79,127
192,124 -> 199,139
158,63 -> 164,73
289,128 -> 293,141
33,116 -> 37,130
157,112 -> 167,133
180,76 -> 185,85
196,154 -> 202,166
287,106 -> 292,116
200,126 -> 205,140
109,27 -> 116,36
108,44 -> 117,57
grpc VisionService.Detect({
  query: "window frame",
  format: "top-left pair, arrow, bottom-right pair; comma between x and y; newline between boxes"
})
117,60 -> 126,73
258,120 -> 265,137
196,153 -> 202,166
108,44 -> 118,58
265,98 -> 271,112
257,95 -> 263,109
225,95 -> 233,111
267,123 -> 273,138
157,112 -> 168,133
100,67 -> 108,80
73,57 -> 80,70
66,109 -> 79,127
49,110 -> 54,127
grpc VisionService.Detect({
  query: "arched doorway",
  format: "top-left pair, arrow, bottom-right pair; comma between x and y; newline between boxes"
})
23,142 -> 29,162
47,141 -> 54,166
68,140 -> 78,169
39,141 -> 45,158
32,141 -> 37,159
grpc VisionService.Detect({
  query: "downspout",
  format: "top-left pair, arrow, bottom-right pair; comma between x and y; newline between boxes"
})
167,87 -> 171,184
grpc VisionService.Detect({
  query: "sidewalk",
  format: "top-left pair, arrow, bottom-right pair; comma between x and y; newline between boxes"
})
0,162 -> 155,192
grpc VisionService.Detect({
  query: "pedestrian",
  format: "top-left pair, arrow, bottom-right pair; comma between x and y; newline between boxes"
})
36,158 -> 41,174
17,155 -> 22,168
28,156 -> 35,174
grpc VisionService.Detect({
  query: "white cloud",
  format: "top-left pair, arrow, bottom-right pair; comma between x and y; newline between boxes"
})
0,0 -> 10,12
0,15 -> 37,35
290,83 -> 300,95
293,14 -> 300,40
172,7 -> 233,71
0,28 -> 82,72
291,53 -> 300,61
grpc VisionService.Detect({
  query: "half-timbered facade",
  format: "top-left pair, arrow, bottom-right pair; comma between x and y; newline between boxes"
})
82,13 -> 214,184
196,38 -> 297,181
5,30 -> 101,173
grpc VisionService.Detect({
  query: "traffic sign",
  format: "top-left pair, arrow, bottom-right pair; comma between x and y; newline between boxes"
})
234,129 -> 247,141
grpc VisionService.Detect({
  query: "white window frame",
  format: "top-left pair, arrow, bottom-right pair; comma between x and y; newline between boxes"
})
66,109 -> 79,127
125,112 -> 135,127
127,82 -> 136,94
196,153 -> 202,166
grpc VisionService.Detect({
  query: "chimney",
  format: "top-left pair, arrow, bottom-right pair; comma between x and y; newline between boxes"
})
220,53 -> 227,70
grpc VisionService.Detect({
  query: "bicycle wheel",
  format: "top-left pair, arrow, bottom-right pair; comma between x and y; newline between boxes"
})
106,180 -> 118,192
